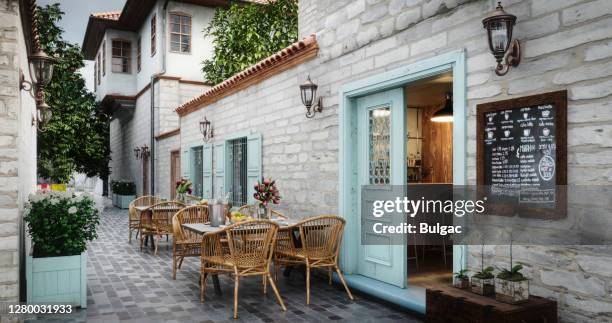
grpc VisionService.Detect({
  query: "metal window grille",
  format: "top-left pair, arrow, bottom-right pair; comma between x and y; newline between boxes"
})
228,137 -> 247,206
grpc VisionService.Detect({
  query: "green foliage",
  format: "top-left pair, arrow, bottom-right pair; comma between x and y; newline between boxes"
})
24,191 -> 100,257
111,180 -> 136,196
36,4 -> 111,183
474,266 -> 495,279
202,0 -> 298,84
497,264 -> 526,281
454,269 -> 469,279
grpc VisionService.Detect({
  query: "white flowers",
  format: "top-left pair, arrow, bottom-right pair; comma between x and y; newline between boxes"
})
68,206 -> 78,214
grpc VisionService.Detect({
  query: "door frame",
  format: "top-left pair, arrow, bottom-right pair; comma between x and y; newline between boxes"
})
339,49 -> 467,278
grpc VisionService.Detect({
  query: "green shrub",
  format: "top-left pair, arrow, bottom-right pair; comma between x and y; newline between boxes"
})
24,191 -> 100,258
111,180 -> 136,196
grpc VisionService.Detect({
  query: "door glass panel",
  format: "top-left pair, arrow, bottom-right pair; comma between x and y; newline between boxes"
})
369,106 -> 391,185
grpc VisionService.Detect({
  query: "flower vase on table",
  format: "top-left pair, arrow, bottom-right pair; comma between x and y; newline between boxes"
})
253,178 -> 281,220
175,178 -> 192,203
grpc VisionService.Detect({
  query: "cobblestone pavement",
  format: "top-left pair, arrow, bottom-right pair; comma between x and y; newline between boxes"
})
29,205 -> 423,322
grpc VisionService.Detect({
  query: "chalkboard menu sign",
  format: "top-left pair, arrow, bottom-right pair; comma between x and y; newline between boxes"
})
477,91 -> 567,219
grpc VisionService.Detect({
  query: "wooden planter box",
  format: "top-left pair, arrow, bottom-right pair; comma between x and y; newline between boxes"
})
453,277 -> 469,289
495,278 -> 529,304
26,252 -> 87,308
471,277 -> 495,296
114,194 -> 135,209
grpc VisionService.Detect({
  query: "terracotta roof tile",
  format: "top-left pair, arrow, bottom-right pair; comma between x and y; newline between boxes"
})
175,34 -> 318,116
91,11 -> 121,20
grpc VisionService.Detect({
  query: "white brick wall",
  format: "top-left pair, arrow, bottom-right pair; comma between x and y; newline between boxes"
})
176,0 -> 612,320
0,0 -> 37,301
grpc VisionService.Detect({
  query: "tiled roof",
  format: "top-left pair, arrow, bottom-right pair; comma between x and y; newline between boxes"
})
91,11 -> 121,20
175,34 -> 318,116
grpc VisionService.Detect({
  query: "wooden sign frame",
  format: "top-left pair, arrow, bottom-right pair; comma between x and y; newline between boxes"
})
476,90 -> 567,219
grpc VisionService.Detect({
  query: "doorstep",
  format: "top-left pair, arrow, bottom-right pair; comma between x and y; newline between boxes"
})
335,274 -> 426,314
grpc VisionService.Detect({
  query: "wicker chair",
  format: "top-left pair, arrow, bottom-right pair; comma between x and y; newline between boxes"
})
274,215 -> 353,305
128,196 -> 162,243
172,205 -> 209,279
236,204 -> 288,220
140,201 -> 185,255
200,220 -> 286,319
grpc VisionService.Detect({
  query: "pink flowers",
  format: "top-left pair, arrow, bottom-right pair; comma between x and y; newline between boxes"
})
253,178 -> 281,206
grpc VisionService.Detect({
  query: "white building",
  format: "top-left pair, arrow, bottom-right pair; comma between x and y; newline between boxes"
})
82,0 -> 262,199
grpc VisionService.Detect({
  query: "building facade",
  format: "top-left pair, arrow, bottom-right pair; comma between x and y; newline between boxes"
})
82,0 -> 231,199
0,0 -> 40,302
170,0 -> 612,321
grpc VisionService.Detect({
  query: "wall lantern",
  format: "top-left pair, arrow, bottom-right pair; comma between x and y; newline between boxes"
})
431,93 -> 454,123
199,117 -> 213,142
482,2 -> 521,76
20,48 -> 56,129
300,75 -> 323,118
134,145 -> 150,160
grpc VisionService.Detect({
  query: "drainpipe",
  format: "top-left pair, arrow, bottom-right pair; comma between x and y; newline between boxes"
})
150,0 -> 170,195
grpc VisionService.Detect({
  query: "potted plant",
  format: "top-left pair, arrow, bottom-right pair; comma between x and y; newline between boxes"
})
24,191 -> 100,307
253,178 -> 281,219
495,243 -> 529,303
111,179 -> 136,209
175,178 -> 193,203
453,269 -> 469,289
471,244 -> 495,296
471,266 -> 495,296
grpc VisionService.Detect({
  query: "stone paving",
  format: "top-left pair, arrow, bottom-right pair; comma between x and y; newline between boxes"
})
30,205 -> 423,322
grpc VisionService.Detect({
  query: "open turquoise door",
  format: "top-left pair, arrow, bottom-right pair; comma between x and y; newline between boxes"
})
356,88 -> 406,288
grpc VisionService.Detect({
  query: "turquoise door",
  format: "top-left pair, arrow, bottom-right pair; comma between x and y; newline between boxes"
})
356,88 -> 406,288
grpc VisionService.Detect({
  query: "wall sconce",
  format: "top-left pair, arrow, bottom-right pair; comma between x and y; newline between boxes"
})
134,145 -> 150,160
20,49 -> 56,128
199,117 -> 213,142
300,75 -> 323,118
431,93 -> 453,123
482,2 -> 520,76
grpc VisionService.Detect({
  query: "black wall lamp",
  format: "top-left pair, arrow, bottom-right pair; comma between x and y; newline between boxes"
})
134,145 -> 150,160
199,117 -> 213,142
483,2 -> 521,76
300,75 -> 323,118
20,48 -> 56,129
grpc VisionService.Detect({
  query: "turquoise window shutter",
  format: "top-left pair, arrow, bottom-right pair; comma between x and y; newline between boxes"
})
202,143 -> 213,199
181,149 -> 190,179
246,134 -> 262,204
214,141 -> 225,198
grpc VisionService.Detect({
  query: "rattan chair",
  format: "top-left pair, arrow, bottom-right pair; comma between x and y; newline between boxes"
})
236,204 -> 288,220
200,220 -> 286,319
274,215 -> 353,305
128,195 -> 162,243
140,201 -> 185,255
172,205 -> 209,279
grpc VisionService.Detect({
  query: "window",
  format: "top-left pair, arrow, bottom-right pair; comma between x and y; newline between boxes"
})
169,13 -> 191,53
102,40 -> 106,75
94,61 -> 97,91
151,15 -> 156,56
228,137 -> 247,206
96,53 -> 101,85
137,37 -> 141,72
191,146 -> 204,197
112,40 -> 131,73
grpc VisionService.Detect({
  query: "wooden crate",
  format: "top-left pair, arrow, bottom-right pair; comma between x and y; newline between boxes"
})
426,287 -> 557,323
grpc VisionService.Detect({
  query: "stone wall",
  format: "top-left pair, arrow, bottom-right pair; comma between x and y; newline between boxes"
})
177,0 -> 612,320
0,0 -> 37,302
154,133 -> 180,199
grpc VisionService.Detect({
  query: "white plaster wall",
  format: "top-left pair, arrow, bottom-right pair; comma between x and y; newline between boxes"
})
136,2 -> 162,90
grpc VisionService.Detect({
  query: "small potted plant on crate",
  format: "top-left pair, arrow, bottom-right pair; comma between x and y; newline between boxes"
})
24,191 -> 100,307
453,269 -> 470,289
495,242 -> 529,303
471,266 -> 495,296
111,179 -> 136,209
